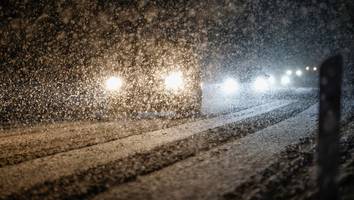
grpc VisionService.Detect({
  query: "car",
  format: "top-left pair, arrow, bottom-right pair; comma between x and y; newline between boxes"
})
93,38 -> 202,119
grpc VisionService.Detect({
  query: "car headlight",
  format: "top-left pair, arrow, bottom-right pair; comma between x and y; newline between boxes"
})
253,76 -> 269,92
105,76 -> 123,91
286,70 -> 293,75
164,71 -> 184,91
295,70 -> 302,76
281,75 -> 291,86
221,78 -> 239,95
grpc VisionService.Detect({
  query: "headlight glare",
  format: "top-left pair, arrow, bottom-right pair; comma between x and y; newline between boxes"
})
221,78 -> 239,95
164,71 -> 184,91
281,75 -> 291,86
253,77 -> 269,92
268,76 -> 276,85
105,76 -> 123,91
295,70 -> 302,76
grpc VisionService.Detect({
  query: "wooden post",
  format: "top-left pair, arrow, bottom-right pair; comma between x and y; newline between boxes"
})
318,54 -> 343,200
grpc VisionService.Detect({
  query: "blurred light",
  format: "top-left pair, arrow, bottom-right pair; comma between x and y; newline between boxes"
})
286,70 -> 293,75
253,77 -> 269,92
313,67 -> 317,71
305,66 -> 310,71
281,75 -> 290,86
295,70 -> 303,76
221,78 -> 239,94
105,76 -> 123,91
268,75 -> 276,85
165,71 -> 184,91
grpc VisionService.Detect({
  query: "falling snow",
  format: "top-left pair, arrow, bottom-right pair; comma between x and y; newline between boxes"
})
0,0 -> 353,126
0,1 -> 354,199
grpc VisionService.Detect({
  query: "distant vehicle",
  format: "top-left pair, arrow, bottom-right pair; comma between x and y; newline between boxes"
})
214,66 -> 319,96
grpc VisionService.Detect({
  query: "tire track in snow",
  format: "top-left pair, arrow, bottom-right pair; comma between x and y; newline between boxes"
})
93,104 -> 319,200
0,100 -> 301,199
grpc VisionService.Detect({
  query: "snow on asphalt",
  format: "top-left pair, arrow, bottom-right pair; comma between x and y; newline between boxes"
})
94,104 -> 319,200
0,100 -> 293,197
0,90 -> 274,167
0,118 -> 195,167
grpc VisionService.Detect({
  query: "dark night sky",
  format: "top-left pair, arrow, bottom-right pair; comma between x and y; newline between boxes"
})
0,0 -> 352,80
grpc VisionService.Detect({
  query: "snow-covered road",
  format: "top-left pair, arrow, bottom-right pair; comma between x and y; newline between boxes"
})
0,100 -> 294,197
0,88 -> 326,200
94,104 -> 319,200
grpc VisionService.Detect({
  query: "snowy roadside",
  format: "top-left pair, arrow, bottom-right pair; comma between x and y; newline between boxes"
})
222,120 -> 354,200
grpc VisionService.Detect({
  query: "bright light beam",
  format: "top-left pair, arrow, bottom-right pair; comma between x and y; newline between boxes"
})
295,70 -> 303,76
221,78 -> 239,95
165,71 -> 184,91
268,75 -> 276,85
105,76 -> 123,91
253,77 -> 269,92
286,70 -> 293,75
281,75 -> 290,86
